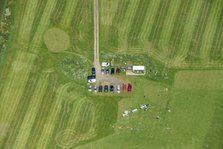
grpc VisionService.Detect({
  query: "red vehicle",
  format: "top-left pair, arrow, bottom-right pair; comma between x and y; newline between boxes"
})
127,83 -> 132,92
123,83 -> 127,92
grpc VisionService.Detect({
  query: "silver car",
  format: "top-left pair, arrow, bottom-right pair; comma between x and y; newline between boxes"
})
117,84 -> 121,93
94,86 -> 97,92
88,85 -> 92,92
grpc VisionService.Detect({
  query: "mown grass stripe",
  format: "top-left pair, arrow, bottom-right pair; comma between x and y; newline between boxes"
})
0,51 -> 36,122
186,1 -> 212,62
46,99 -> 81,146
78,104 -> 94,133
111,0 -> 130,28
200,0 -> 223,62
139,0 -> 161,42
18,0 -> 39,42
104,0 -> 130,49
71,0 -> 93,52
51,0 -> 67,25
175,0 -> 203,60
35,83 -> 71,149
168,0 -> 192,58
119,0 -> 140,42
148,0 -> 170,43
127,0 -> 150,46
60,0 -> 78,28
100,0 -> 120,26
12,73 -> 49,149
29,0 -> 48,43
210,8 -> 223,61
31,0 -> 58,47
158,0 -> 182,48
12,0 -> 29,36
88,103 -> 103,133
72,0 -> 87,27
25,73 -> 58,149
64,98 -> 87,132
73,102 -> 94,133
0,57 -> 41,148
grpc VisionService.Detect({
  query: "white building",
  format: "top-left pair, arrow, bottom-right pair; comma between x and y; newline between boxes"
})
131,108 -> 138,113
101,62 -> 110,67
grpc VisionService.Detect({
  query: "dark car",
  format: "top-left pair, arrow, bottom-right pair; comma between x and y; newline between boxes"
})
92,67 -> 96,76
105,68 -> 109,75
116,68 -> 121,75
127,83 -> 132,92
110,84 -> 114,92
101,68 -> 104,74
104,85 -> 108,92
111,68 -> 114,75
99,85 -> 103,92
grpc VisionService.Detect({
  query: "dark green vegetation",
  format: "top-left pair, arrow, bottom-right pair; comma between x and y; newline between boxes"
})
0,0 -> 223,148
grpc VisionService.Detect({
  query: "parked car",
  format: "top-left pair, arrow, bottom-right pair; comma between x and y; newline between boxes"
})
104,85 -> 108,92
127,83 -> 132,92
88,85 -> 92,92
123,83 -> 127,92
111,68 -> 114,75
116,68 -> 121,75
99,85 -> 103,92
105,68 -> 109,75
110,84 -> 114,92
92,67 -> 96,76
117,84 -> 121,93
101,68 -> 104,74
94,86 -> 97,92
87,75 -> 96,83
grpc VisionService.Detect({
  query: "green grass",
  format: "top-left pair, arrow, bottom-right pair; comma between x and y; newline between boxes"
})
0,0 -> 223,148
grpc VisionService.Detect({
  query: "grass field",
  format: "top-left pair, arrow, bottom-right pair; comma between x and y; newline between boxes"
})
0,0 -> 223,148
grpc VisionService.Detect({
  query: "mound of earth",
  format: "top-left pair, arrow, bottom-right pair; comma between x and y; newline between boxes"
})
44,27 -> 70,52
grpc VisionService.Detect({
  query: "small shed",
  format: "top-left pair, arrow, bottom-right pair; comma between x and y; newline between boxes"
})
132,66 -> 145,75
102,62 -> 109,67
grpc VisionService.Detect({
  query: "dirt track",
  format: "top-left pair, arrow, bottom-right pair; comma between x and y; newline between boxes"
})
93,0 -> 126,85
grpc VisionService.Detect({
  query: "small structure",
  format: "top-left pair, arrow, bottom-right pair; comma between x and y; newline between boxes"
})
140,104 -> 149,111
126,65 -> 146,75
102,62 -> 109,67
131,108 -> 138,113
126,66 -> 133,70
5,8 -> 11,17
132,66 -> 145,75
122,110 -> 130,117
